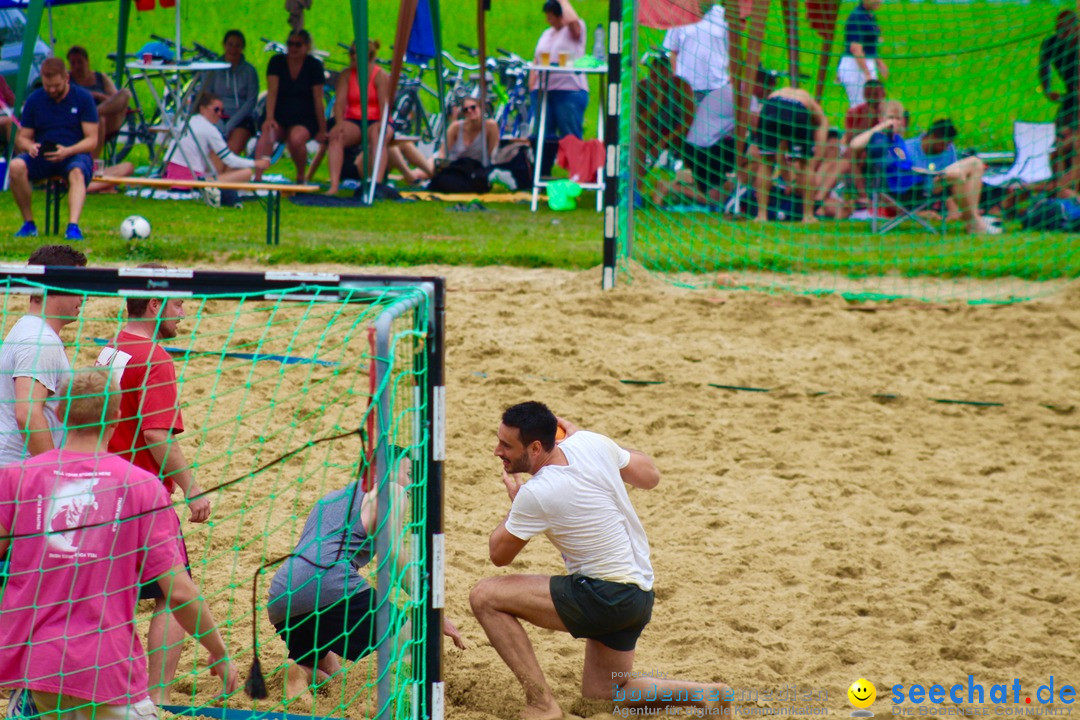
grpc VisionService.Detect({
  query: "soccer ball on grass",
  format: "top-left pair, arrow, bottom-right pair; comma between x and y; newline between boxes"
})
119,215 -> 151,240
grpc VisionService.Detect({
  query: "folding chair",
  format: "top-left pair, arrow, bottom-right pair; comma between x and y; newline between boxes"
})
868,162 -> 947,235
983,121 -> 1056,189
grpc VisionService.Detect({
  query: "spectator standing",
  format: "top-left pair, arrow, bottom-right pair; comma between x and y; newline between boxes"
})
530,0 -> 588,176
163,92 -> 269,184
0,244 -> 86,467
747,86 -> 829,223
662,3 -> 730,104
66,45 -> 131,159
837,0 -> 887,106
1039,9 -> 1079,158
95,285 -> 211,704
0,368 -> 238,717
9,58 -> 98,241
254,29 -> 326,184
203,30 -> 260,155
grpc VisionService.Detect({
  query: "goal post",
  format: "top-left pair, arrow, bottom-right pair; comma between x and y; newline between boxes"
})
0,265 -> 445,720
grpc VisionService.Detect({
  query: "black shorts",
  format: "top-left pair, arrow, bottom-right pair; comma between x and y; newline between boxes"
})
225,115 -> 257,137
272,589 -> 376,667
753,97 -> 814,159
550,574 -> 654,652
680,135 -> 737,192
139,531 -> 190,601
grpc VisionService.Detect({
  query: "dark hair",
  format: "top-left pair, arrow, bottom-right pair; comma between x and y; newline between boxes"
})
126,263 -> 167,317
66,45 -> 89,60
865,79 -> 884,89
542,0 -> 563,16
927,118 -> 958,142
224,29 -> 246,46
197,91 -> 221,109
289,29 -> 313,45
502,401 -> 557,452
28,244 -> 87,267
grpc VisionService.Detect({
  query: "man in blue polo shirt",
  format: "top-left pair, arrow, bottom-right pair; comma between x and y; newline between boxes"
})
904,118 -> 958,190
9,57 -> 98,241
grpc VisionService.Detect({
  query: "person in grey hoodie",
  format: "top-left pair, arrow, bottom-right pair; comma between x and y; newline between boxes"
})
202,30 -> 260,154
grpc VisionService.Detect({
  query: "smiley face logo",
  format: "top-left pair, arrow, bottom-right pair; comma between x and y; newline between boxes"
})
848,679 -> 876,715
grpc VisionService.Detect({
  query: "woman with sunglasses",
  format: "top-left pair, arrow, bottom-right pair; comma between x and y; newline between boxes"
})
322,40 -> 393,195
164,92 -> 270,185
254,29 -> 326,184
443,98 -> 499,164
202,30 -> 260,155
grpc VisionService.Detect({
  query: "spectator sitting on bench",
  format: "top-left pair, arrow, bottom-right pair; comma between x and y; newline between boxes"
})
163,92 -> 270,185
202,30 -> 261,155
10,58 -> 98,241
651,84 -> 737,207
848,102 -> 1000,235
66,45 -> 131,160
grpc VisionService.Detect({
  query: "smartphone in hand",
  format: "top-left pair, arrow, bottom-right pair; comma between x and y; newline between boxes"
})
41,140 -> 59,155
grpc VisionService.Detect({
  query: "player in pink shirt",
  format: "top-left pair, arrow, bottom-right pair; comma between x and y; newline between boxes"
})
0,368 -> 237,719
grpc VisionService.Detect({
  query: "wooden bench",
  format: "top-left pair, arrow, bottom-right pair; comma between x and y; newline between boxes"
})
93,176 -> 320,245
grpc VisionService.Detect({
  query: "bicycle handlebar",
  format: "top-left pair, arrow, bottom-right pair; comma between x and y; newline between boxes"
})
192,41 -> 217,59
441,51 -> 479,71
457,43 -> 479,58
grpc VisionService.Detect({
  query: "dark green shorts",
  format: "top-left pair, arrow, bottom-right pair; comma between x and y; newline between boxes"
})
550,573 -> 654,652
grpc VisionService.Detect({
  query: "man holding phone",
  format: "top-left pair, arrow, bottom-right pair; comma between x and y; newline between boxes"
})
9,57 -> 99,241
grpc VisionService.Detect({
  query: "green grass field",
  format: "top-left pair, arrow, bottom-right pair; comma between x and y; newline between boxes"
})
5,0 -> 1075,294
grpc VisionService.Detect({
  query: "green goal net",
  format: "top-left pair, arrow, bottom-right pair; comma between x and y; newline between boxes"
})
616,0 -> 1079,302
0,266 -> 446,720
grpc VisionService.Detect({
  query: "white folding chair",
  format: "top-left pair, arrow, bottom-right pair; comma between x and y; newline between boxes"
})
983,121 -> 1056,188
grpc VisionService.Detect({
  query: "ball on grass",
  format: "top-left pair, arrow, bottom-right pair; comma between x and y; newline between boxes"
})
119,215 -> 151,240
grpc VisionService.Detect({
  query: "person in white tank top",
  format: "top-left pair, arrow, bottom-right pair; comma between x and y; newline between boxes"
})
471,401 -> 732,720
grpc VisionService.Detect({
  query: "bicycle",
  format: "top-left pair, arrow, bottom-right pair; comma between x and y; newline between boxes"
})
104,36 -> 218,164
492,47 -> 533,140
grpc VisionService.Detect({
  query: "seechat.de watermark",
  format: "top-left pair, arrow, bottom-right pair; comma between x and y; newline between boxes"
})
889,677 -> 1075,716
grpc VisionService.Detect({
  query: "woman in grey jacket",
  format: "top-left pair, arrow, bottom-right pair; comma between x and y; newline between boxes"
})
203,30 -> 260,154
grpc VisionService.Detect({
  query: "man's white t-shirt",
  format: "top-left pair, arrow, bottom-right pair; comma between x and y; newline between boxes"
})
167,113 -> 256,175
663,4 -> 730,92
505,431 -> 654,591
0,315 -> 70,464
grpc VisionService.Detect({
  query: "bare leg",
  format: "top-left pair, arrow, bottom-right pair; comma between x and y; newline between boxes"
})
366,123 -> 392,182
284,660 -> 314,700
146,599 -> 187,705
581,640 -> 733,714
943,156 -> 988,232
218,167 -> 254,183
286,125 -> 312,185
750,146 -> 772,222
325,122 -> 362,194
397,141 -> 434,178
88,161 -> 134,193
9,158 -> 34,222
66,167 -> 88,225
227,127 -> 253,156
798,159 -> 818,224
253,125 -> 281,180
470,576 -> 566,720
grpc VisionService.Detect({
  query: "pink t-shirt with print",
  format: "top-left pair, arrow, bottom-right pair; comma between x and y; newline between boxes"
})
0,450 -> 183,704
534,19 -> 589,92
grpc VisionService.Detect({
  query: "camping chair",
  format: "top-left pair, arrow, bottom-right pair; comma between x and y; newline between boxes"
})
868,162 -> 947,235
983,121 -> 1056,189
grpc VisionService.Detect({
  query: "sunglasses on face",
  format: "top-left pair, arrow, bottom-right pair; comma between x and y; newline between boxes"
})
464,105 -> 479,112
211,106 -> 224,114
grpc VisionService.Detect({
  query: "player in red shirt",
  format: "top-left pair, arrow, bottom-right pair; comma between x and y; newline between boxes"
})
96,282 -> 209,705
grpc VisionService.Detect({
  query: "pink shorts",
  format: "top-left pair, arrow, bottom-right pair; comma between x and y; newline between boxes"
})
163,161 -> 204,189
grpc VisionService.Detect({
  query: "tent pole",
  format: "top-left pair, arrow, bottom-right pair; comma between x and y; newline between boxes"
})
351,0 -> 368,183
477,0 -> 487,164
115,0 -> 132,87
16,0 -> 46,110
175,0 -> 182,63
430,0 -> 449,155
783,0 -> 799,87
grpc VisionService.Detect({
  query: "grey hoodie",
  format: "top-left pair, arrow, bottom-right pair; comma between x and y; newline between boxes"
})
202,56 -> 260,135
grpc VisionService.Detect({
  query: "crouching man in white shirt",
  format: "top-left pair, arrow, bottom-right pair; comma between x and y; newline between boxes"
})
163,92 -> 269,183
471,401 -> 732,720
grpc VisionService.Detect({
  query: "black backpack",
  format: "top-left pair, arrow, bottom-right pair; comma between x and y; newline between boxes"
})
428,158 -> 492,194
1021,198 -> 1080,231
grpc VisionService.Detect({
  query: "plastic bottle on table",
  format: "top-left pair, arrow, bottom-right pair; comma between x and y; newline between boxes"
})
593,24 -> 606,61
